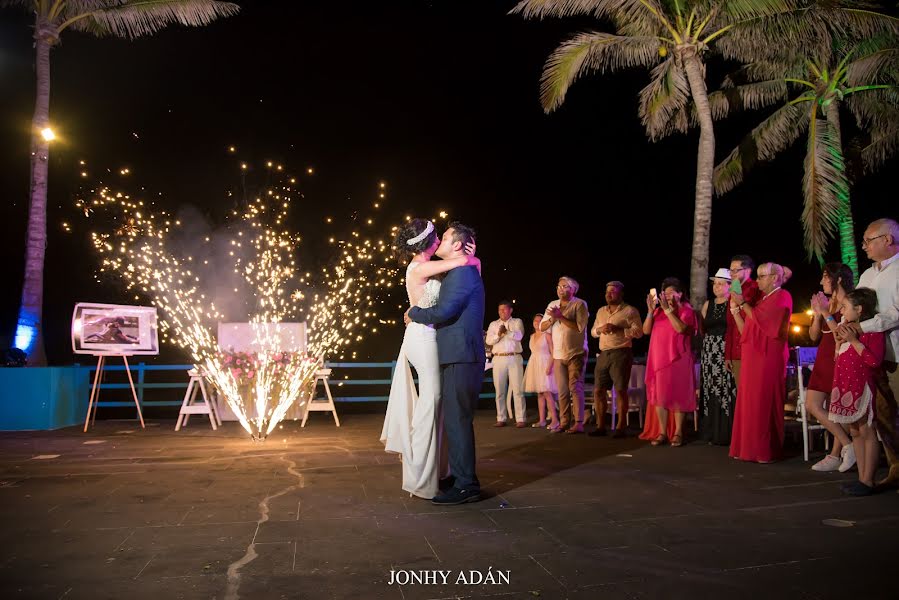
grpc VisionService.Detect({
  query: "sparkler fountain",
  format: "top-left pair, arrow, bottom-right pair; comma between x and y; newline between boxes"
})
75,166 -> 398,440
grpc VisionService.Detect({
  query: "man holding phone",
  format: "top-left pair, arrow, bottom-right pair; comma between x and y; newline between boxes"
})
725,255 -> 761,386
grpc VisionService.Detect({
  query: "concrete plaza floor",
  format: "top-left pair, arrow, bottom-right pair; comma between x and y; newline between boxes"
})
0,411 -> 896,600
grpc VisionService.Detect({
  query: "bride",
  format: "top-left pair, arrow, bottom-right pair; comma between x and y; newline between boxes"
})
380,218 -> 479,498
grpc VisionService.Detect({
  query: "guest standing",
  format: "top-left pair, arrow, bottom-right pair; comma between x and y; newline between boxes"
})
842,218 -> 899,487
589,281 -> 643,438
729,263 -> 793,463
829,289 -> 885,496
639,278 -> 697,447
699,269 -> 737,445
486,301 -> 526,427
541,276 -> 589,434
725,255 -> 762,387
807,263 -> 855,473
523,314 -> 559,431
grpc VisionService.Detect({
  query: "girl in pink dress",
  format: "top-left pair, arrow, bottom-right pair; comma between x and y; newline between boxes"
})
829,288 -> 885,496
639,277 -> 697,447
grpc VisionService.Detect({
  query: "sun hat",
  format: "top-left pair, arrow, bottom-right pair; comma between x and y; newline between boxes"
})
710,267 -> 732,281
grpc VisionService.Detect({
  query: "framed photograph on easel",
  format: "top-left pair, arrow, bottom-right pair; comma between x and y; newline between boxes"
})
72,303 -> 159,355
72,303 -> 160,432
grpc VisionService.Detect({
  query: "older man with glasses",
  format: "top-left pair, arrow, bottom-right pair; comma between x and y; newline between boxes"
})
840,218 -> 899,487
541,277 -> 590,434
725,254 -> 762,387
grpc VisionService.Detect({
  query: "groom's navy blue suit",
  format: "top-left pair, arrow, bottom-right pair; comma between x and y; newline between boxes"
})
409,265 -> 485,492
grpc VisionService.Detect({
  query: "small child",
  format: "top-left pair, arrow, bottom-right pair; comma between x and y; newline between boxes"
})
829,288 -> 885,496
523,314 -> 559,431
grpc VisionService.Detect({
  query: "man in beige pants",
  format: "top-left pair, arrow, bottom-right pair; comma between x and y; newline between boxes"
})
541,276 -> 589,434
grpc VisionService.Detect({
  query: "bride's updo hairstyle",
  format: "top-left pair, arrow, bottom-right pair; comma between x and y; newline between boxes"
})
393,218 -> 438,264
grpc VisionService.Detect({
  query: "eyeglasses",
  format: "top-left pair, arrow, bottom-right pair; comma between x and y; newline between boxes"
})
758,273 -> 776,279
862,234 -> 887,247
557,284 -> 571,289
729,267 -> 748,273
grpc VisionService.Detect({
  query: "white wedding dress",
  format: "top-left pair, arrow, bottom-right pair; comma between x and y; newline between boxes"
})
380,262 -> 443,499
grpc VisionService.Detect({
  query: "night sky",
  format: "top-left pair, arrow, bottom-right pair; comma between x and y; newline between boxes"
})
0,0 -> 896,364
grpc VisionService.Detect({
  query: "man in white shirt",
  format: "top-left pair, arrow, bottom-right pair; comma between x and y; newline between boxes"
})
485,301 -> 527,427
541,276 -> 590,434
842,218 -> 899,486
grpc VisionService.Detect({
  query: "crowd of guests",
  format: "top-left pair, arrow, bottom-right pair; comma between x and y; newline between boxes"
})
484,217 -> 899,496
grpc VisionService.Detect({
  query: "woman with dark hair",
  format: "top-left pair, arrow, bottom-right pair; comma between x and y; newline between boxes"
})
639,277 -> 697,447
807,262 -> 856,473
830,288 -> 885,495
381,218 -> 478,499
699,268 -> 737,445
729,262 -> 793,463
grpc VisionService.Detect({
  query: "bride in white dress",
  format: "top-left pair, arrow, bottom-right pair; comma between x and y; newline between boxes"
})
380,219 -> 479,498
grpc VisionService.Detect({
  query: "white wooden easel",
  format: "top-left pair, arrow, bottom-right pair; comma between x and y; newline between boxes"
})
83,354 -> 145,432
175,369 -> 222,431
301,368 -> 340,427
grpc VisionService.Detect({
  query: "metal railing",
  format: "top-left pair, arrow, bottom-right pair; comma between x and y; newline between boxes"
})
78,358 -> 605,410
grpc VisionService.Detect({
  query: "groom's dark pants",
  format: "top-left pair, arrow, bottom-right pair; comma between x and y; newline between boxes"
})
441,361 -> 483,492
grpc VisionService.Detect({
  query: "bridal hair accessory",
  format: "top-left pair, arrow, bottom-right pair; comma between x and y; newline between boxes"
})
406,221 -> 434,245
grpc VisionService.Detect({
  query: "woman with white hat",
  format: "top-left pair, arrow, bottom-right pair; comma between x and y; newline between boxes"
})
699,269 -> 738,445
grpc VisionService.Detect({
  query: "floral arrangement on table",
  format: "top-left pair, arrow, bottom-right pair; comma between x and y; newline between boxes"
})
219,349 -> 319,386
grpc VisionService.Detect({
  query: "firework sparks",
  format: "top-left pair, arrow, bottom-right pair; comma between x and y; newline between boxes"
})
75,165 -> 398,440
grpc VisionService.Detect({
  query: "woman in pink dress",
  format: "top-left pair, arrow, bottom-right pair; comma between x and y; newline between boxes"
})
639,277 -> 697,447
729,263 -> 793,463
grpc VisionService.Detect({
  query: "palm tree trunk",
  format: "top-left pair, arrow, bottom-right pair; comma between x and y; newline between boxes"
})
682,52 -> 714,308
825,102 -> 859,283
17,20 -> 55,366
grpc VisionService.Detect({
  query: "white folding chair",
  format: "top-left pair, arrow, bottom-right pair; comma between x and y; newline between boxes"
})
794,346 -> 829,461
606,363 -> 646,429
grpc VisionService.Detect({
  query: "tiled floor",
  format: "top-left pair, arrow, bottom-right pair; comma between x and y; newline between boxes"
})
0,413 -> 895,599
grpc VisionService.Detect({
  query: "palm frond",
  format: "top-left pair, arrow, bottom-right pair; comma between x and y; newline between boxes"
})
717,0 -> 803,21
540,31 -> 659,112
847,47 -> 899,87
708,79 -> 789,121
722,60 -> 806,86
713,101 -> 809,195
639,57 -> 690,140
0,0 -> 34,9
802,117 -> 847,264
715,8 -> 832,63
845,89 -> 899,131
510,0 -> 661,21
859,125 -> 899,173
64,0 -> 239,39
825,7 -> 899,42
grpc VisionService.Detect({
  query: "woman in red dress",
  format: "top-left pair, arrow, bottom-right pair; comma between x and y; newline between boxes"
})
807,263 -> 855,472
729,263 -> 793,463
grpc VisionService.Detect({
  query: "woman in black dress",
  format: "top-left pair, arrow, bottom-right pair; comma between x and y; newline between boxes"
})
700,269 -> 738,444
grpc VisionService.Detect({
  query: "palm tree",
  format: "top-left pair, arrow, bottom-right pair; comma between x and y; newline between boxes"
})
510,0 -> 890,306
714,34 -> 899,276
2,0 -> 239,365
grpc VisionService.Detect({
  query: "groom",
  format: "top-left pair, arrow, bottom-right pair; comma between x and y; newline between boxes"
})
405,221 -> 485,505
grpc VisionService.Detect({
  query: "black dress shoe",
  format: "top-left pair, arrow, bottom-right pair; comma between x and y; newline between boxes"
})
431,487 -> 482,505
587,428 -> 608,437
438,476 -> 456,491
842,481 -> 874,496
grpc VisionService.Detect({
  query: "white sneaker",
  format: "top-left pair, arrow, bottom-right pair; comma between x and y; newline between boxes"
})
811,454 -> 841,472
838,444 -> 857,473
